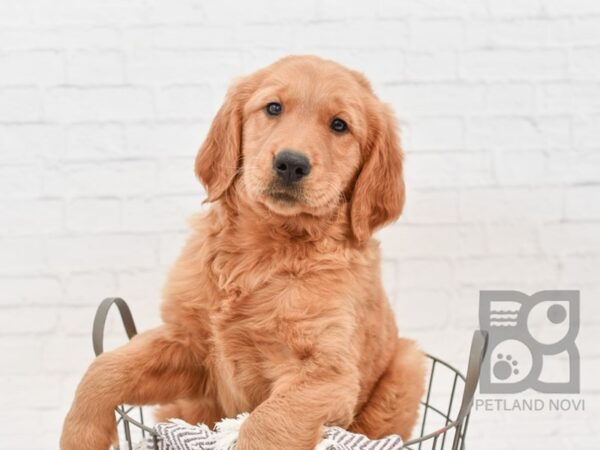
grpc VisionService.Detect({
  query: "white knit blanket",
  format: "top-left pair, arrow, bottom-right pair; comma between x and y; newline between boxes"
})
143,413 -> 404,450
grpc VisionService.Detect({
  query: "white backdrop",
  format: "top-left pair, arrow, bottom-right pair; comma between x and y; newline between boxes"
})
0,1 -> 599,449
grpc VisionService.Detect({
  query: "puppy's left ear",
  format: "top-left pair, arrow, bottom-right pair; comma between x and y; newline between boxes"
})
351,103 -> 405,243
195,78 -> 251,202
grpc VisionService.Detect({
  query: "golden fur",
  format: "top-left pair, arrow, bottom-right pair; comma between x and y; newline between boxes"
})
60,55 -> 426,450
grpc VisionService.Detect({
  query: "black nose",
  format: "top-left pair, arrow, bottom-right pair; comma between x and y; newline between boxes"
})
273,150 -> 311,184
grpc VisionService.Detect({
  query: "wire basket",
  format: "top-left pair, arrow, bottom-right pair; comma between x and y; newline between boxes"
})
93,298 -> 488,450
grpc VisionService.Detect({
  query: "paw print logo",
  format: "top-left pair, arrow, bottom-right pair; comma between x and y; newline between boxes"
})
493,354 -> 519,380
488,339 -> 531,385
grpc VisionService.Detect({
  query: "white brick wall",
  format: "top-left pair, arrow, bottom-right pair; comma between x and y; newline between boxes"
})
0,0 -> 599,448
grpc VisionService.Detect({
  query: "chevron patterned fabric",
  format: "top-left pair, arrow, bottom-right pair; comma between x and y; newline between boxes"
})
143,416 -> 404,450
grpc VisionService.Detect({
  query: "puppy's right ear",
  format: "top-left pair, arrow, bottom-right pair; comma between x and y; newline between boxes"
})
195,78 -> 250,202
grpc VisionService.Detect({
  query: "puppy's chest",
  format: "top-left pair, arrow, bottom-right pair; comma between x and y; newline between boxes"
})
207,241 -> 357,393
211,272 -> 321,409
210,250 -> 345,378
213,271 -> 319,362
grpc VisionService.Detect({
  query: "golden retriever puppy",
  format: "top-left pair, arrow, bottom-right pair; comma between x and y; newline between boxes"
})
60,55 -> 426,450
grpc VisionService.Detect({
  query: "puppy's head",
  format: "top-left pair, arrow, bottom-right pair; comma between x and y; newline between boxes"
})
196,55 -> 404,242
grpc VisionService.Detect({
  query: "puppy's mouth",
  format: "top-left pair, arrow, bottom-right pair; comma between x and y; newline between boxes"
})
264,182 -> 305,204
269,191 -> 300,203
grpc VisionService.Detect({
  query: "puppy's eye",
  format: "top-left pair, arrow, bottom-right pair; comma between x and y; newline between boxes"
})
330,118 -> 348,133
265,102 -> 283,116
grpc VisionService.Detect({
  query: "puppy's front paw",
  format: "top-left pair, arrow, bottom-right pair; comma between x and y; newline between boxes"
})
236,411 -> 318,450
60,405 -> 116,450
235,413 -> 272,450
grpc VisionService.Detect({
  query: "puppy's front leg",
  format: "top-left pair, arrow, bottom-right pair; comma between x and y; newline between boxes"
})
237,328 -> 360,450
60,325 -> 206,450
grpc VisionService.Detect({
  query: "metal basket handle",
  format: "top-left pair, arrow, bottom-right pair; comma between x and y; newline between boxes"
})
93,297 -> 138,356
455,330 -> 488,422
92,298 -> 159,448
